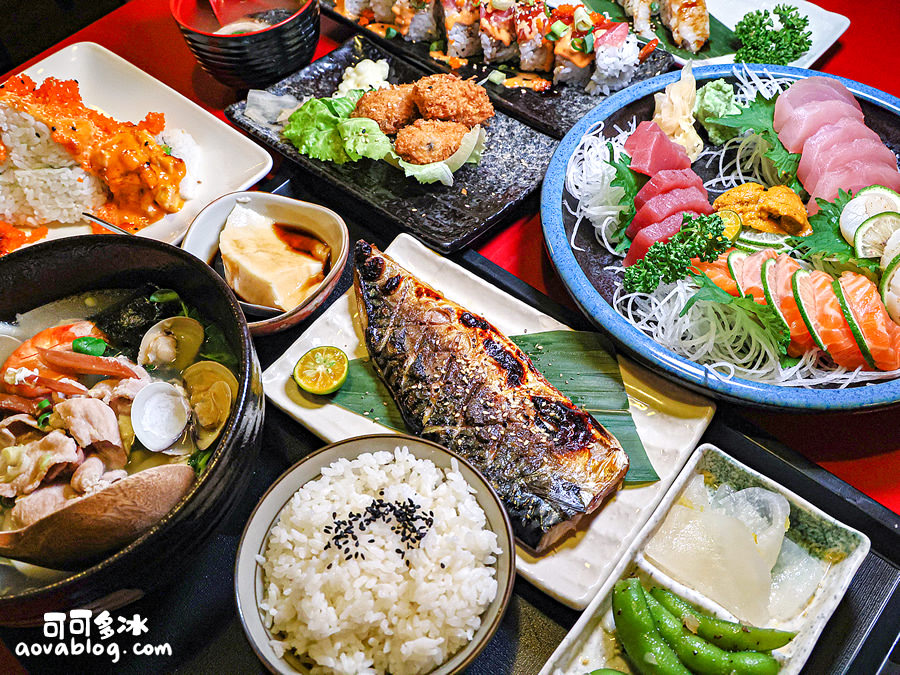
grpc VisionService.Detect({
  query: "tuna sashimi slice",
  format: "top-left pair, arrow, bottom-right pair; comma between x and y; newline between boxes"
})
734,248 -> 777,304
836,272 -> 900,371
626,186 -> 713,238
624,211 -> 699,266
777,100 -> 866,154
769,255 -> 816,356
691,249 -> 738,296
594,21 -> 628,47
634,169 -> 706,211
798,119 -> 883,180
807,161 -> 900,214
799,139 -> 899,192
623,121 -> 692,176
801,270 -> 867,369
773,76 -> 860,132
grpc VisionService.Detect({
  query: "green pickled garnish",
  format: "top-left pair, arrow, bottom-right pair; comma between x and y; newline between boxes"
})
72,336 -> 108,356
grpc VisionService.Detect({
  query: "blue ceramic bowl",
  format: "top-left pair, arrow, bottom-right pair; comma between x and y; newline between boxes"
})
541,63 -> 900,411
171,0 -> 320,89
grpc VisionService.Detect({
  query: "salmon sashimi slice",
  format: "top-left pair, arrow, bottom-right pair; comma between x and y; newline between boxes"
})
836,272 -> 900,371
691,249 -> 737,296
769,255 -> 816,356
353,240 -> 630,553
801,270 -> 868,369
735,248 -> 777,303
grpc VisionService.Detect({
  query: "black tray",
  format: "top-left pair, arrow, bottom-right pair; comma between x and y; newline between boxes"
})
320,0 -> 675,140
225,35 -> 557,255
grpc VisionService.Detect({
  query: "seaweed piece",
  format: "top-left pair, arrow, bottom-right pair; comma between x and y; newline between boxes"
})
90,284 -> 181,359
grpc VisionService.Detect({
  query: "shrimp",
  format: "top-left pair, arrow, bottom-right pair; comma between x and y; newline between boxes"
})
1,321 -> 104,397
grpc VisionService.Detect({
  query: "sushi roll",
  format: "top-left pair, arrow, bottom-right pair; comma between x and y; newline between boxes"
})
514,0 -> 554,71
341,0 -> 370,21
548,4 -> 596,86
480,0 -> 519,63
392,0 -> 439,41
439,0 -> 483,57
616,0 -> 655,40
585,21 -> 640,96
371,0 -> 396,24
659,0 -> 709,53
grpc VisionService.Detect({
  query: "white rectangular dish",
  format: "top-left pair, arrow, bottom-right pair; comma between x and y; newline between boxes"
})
540,443 -> 871,675
19,42 -> 273,244
262,233 -> 716,608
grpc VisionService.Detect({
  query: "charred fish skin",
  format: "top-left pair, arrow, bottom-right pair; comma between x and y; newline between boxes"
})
353,241 -> 630,552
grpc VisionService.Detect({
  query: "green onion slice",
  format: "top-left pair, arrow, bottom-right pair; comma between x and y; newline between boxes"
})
37,399 -> 51,410
150,289 -> 181,304
487,70 -> 506,85
546,20 -> 568,41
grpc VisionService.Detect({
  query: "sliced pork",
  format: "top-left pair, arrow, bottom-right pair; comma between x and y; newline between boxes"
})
0,431 -> 80,498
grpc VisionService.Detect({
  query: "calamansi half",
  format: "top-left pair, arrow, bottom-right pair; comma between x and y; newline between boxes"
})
292,346 -> 349,395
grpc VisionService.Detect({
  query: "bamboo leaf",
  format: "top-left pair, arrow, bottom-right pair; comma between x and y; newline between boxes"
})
328,330 -> 658,484
584,0 -> 741,59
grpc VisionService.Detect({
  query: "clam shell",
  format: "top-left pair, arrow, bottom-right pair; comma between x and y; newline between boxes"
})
183,361 -> 238,450
137,317 -> 204,373
130,381 -> 192,453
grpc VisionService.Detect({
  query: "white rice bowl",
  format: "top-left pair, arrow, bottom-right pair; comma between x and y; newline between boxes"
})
258,446 -> 501,675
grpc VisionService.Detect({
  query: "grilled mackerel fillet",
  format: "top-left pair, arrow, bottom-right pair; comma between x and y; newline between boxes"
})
353,241 -> 629,552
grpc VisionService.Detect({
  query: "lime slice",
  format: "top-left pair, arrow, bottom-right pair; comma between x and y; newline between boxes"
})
716,210 -> 742,241
292,346 -> 349,395
791,270 -> 827,352
839,185 -> 900,245
761,258 -> 790,335
879,253 -> 900,323
832,278 -> 876,369
853,211 -> 900,259
726,250 -> 747,296
880,230 -> 900,271
734,229 -> 792,253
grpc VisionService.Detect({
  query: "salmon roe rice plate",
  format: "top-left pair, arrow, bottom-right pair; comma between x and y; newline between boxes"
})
0,74 -> 201,253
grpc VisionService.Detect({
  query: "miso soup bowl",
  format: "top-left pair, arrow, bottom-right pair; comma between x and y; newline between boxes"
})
181,191 -> 350,336
0,235 -> 265,626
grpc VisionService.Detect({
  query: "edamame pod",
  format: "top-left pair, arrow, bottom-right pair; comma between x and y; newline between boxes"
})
645,592 -> 780,675
612,579 -> 691,675
650,588 -> 796,652
588,670 -> 628,675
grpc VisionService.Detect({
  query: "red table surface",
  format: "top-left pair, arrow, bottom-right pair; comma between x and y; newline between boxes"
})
3,0 -> 899,518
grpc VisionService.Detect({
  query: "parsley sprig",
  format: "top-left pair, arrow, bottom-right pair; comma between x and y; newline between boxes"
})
734,4 -> 812,66
623,213 -> 729,293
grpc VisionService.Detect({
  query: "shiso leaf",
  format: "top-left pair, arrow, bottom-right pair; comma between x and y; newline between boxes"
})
324,330 -> 658,484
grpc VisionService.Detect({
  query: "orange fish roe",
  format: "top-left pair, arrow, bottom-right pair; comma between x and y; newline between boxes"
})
0,221 -> 47,256
0,74 -> 186,231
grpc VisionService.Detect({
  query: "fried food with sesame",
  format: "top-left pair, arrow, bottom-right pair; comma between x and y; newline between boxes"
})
412,74 -> 494,128
350,84 -> 418,135
393,119 -> 471,165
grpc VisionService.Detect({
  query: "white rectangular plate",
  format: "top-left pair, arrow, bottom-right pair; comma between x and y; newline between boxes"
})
262,233 -> 716,608
540,443 -> 871,675
672,0 -> 849,67
18,42 -> 272,244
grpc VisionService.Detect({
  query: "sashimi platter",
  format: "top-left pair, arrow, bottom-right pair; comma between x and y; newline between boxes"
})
542,62 -> 900,409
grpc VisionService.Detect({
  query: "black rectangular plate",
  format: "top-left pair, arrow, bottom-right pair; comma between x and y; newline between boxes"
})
320,1 -> 675,139
226,35 -> 558,254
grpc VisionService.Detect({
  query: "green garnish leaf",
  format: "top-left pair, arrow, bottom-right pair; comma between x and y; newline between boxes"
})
149,289 -> 181,304
188,448 -> 213,474
683,271 -> 791,360
72,336 -> 108,357
710,92 -> 802,193
429,39 -> 445,52
734,4 -> 812,66
337,118 -> 392,161
605,143 -> 643,246
284,90 -> 375,164
162,144 -> 172,155
183,307 -> 239,371
788,190 -> 881,275
623,213 -> 729,293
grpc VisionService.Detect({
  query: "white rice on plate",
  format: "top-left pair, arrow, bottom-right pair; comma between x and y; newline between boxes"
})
258,446 -> 501,675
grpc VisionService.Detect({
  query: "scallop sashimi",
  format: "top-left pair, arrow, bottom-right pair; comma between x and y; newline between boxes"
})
795,270 -> 867,369
835,272 -> 900,371
773,76 -> 860,132
777,99 -> 866,153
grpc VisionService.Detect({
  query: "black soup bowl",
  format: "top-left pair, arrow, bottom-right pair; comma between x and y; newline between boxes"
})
0,235 -> 265,626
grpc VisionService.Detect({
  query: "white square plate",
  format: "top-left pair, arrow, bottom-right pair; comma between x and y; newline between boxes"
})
262,233 -> 716,608
18,42 -> 272,244
672,0 -> 849,67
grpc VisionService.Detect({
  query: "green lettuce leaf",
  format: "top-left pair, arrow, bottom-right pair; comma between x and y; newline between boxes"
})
337,118 -> 392,161
385,126 -> 486,186
283,90 -> 368,164
682,271 -> 791,362
788,190 -> 881,276
710,92 -> 802,193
